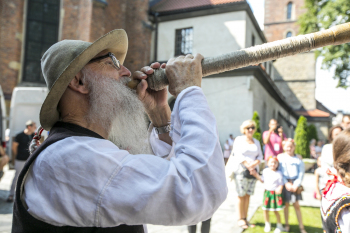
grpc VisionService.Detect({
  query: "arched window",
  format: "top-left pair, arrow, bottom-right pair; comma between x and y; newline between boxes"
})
287,2 -> 293,20
286,31 -> 292,38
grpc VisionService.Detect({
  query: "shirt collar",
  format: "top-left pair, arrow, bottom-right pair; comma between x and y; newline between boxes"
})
51,121 -> 104,140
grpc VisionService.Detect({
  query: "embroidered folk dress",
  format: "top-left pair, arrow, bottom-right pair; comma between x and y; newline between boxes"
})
321,169 -> 350,233
261,168 -> 284,211
14,87 -> 228,233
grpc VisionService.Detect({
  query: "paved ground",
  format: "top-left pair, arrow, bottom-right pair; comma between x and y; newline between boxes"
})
0,165 -> 319,233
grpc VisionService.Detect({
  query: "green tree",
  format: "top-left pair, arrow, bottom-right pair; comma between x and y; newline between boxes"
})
307,124 -> 319,142
298,0 -> 350,88
252,111 -> 262,144
294,116 -> 310,158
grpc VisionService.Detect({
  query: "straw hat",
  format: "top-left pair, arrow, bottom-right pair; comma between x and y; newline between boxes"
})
39,29 -> 128,131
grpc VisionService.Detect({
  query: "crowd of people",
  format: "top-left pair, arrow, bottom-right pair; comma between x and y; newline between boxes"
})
224,115 -> 350,233
226,119 -> 306,232
0,120 -> 37,203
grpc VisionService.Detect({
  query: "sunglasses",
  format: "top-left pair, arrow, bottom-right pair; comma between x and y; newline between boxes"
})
89,52 -> 121,70
246,126 -> 255,130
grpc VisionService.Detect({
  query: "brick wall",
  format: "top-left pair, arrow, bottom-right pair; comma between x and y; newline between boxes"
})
264,0 -> 307,41
61,0 -> 92,41
89,0 -> 153,73
264,0 -> 316,110
0,0 -> 152,105
0,0 -> 25,100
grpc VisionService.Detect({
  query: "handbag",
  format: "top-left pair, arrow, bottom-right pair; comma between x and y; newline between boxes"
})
242,167 -> 257,179
295,185 -> 304,195
241,153 -> 259,179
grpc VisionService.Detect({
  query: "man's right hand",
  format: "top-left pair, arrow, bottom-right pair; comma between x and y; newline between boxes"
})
269,125 -> 277,132
166,54 -> 204,97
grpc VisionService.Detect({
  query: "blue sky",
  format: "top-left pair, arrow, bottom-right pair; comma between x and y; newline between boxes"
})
246,0 -> 350,113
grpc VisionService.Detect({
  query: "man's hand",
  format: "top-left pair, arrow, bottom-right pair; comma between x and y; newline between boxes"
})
166,54 -> 204,97
132,62 -> 171,127
269,124 -> 277,132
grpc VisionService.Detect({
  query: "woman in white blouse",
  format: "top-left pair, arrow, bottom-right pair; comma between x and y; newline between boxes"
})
320,125 -> 343,169
231,120 -> 263,229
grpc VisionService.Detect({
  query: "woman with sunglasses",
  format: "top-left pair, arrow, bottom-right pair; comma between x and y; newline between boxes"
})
231,120 -> 263,229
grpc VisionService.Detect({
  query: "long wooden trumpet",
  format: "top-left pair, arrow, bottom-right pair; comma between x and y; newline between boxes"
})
127,22 -> 350,91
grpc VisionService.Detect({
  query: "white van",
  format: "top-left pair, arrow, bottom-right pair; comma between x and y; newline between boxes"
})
8,87 -> 48,158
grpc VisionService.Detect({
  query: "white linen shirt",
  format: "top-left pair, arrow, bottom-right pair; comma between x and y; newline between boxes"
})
23,87 -> 228,227
230,135 -> 263,173
320,143 -> 333,169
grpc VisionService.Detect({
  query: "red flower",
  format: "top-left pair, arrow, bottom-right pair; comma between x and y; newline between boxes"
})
271,191 -> 275,195
272,200 -> 275,203
278,200 -> 282,205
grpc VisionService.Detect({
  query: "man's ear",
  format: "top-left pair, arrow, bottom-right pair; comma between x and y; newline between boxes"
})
68,71 -> 89,94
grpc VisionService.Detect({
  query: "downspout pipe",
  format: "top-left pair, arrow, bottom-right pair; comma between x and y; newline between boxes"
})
150,11 -> 159,62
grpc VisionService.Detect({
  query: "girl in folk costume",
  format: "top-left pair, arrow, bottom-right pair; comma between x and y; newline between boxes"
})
321,128 -> 350,232
256,156 -> 285,233
277,139 -> 306,233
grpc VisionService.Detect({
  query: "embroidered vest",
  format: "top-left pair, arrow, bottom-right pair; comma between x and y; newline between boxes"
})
12,122 -> 144,233
321,194 -> 350,233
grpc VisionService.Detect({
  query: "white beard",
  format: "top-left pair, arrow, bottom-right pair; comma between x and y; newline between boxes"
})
82,67 -> 153,155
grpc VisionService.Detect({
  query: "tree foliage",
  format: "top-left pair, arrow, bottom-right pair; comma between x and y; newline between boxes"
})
307,124 -> 319,142
294,116 -> 310,158
298,0 -> 350,88
252,111 -> 262,144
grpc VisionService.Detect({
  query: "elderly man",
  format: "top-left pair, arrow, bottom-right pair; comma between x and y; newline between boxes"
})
12,30 -> 227,232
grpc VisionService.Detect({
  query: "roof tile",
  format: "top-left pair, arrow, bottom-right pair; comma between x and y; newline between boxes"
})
152,0 -> 245,13
296,109 -> 330,118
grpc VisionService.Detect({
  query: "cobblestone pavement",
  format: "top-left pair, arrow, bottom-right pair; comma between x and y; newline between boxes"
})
0,165 -> 319,233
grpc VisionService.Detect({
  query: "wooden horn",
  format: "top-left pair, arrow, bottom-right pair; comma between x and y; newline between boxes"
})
127,22 -> 350,91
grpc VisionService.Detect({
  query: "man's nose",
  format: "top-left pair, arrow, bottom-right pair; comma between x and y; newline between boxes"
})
120,65 -> 131,77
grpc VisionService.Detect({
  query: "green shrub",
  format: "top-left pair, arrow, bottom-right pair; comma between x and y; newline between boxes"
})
252,111 -> 262,147
294,116 -> 310,158
307,124 -> 318,142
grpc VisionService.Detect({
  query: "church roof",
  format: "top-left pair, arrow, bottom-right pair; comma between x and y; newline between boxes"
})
150,0 -> 245,13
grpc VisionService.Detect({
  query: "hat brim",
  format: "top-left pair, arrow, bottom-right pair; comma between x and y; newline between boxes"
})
39,29 -> 128,131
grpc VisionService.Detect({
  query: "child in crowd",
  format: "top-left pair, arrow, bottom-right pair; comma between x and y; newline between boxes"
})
257,156 -> 285,233
278,139 -> 306,233
321,128 -> 350,232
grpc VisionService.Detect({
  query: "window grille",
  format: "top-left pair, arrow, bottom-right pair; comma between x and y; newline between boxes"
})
175,27 -> 193,56
23,0 -> 60,83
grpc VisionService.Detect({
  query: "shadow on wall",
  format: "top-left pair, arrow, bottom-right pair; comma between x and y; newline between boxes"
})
272,66 -> 304,110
